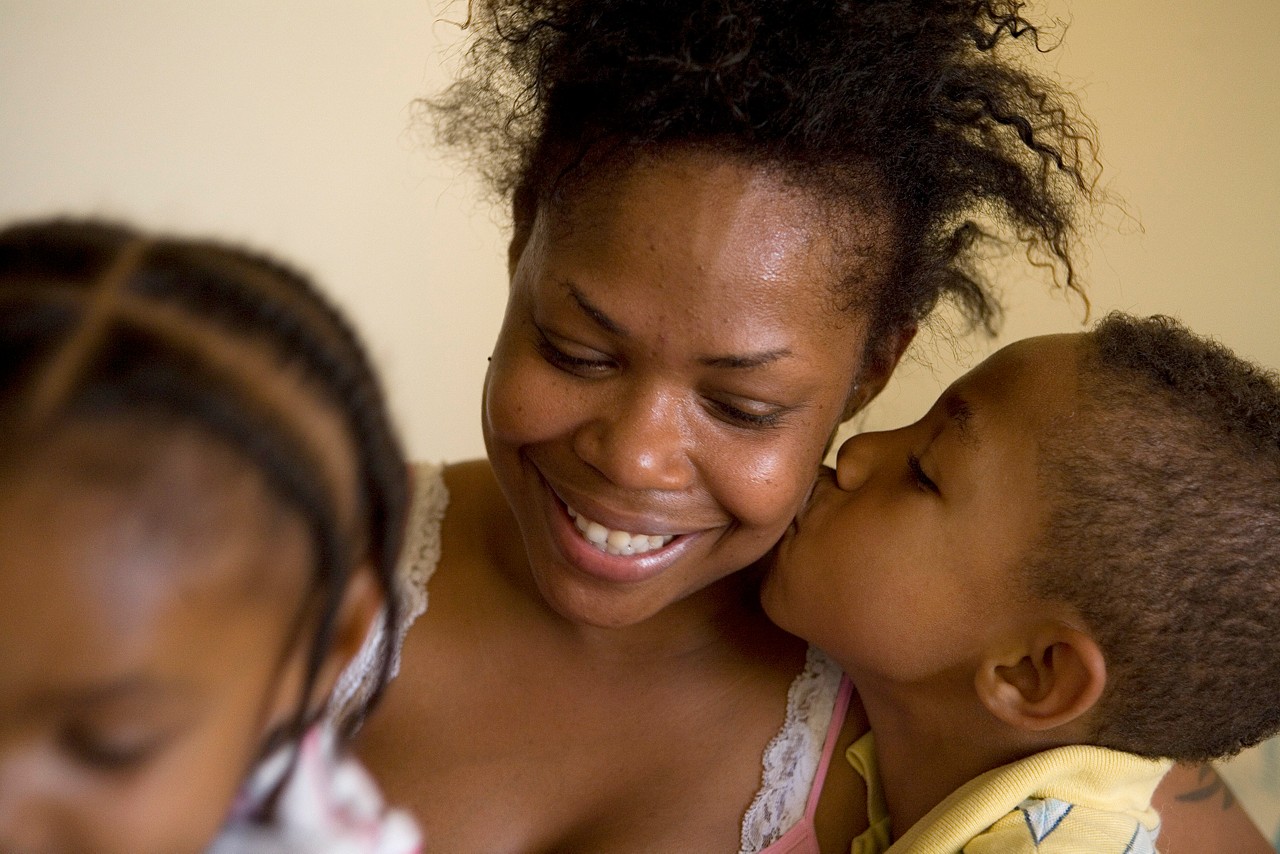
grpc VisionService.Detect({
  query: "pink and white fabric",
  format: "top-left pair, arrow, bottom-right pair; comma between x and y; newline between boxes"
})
209,724 -> 423,854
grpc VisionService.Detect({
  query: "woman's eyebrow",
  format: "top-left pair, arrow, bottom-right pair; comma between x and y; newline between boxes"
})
565,282 -> 791,368
698,350 -> 792,369
567,283 -> 626,335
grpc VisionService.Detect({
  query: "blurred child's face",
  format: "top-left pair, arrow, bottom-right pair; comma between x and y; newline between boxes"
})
0,425 -> 317,854
761,334 -> 1080,687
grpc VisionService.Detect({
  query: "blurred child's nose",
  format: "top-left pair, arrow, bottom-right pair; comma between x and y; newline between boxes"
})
0,757 -> 58,851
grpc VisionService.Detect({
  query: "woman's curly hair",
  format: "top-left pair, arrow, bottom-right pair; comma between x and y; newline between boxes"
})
429,0 -> 1097,344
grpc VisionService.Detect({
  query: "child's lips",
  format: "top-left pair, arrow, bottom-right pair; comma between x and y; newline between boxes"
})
800,466 -> 838,514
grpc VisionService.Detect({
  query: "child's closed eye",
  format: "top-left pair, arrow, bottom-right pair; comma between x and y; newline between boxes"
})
907,453 -> 939,494
60,718 -> 177,773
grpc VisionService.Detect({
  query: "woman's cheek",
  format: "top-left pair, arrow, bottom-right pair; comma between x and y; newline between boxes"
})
484,348 -> 577,448
713,439 -> 815,534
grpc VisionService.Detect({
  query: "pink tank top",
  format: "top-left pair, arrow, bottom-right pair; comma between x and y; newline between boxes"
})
756,675 -> 854,854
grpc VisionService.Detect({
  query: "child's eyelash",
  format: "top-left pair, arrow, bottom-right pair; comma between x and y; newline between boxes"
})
907,453 -> 939,493
62,725 -> 167,772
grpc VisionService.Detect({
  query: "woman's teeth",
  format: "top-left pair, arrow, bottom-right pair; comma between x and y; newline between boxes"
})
567,506 -> 675,556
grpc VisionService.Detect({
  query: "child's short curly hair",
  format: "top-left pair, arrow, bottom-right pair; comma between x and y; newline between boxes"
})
430,0 -> 1098,348
1030,313 -> 1280,762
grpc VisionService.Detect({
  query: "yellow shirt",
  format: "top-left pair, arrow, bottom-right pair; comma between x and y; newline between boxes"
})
845,734 -> 1172,853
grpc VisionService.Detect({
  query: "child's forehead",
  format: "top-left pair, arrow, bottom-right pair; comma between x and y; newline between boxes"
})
954,333 -> 1083,406
0,425 -> 313,696
922,333 -> 1085,459
1,421 -> 310,596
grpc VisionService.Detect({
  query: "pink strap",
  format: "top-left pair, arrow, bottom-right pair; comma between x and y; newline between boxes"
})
804,674 -> 854,822
757,674 -> 855,854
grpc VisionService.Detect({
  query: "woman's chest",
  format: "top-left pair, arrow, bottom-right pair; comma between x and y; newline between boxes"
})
360,642 -> 788,852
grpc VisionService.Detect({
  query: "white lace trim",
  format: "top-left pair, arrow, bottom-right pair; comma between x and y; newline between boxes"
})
738,646 -> 844,854
330,461 -> 449,728
329,467 -> 841,852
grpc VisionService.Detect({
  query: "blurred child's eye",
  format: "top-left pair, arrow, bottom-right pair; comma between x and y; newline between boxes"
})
61,723 -> 167,772
907,453 -> 939,494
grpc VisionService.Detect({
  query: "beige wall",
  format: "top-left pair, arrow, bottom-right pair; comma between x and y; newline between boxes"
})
2,1 -> 1277,457
3,0 -> 1280,836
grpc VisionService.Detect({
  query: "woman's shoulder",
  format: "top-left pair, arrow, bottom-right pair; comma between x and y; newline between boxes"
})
438,458 -> 500,525
330,459 -> 507,724
397,459 -> 508,612
404,458 -> 528,605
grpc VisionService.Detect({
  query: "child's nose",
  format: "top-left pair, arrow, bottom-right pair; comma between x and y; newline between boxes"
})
0,761 -> 57,851
834,430 -> 883,491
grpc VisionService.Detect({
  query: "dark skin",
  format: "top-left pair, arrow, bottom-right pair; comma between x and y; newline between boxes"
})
360,154 -> 884,852
357,152 -> 1270,852
1155,764 -> 1271,854
363,461 -> 872,852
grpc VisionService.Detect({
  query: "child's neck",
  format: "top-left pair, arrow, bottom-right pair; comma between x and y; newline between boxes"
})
857,675 -> 1060,838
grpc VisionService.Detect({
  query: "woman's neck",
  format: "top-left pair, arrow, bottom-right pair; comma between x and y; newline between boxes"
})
557,568 -> 803,672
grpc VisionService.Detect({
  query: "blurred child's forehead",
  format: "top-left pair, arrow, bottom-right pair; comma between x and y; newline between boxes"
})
1,419 -> 311,598
0,421 -> 314,688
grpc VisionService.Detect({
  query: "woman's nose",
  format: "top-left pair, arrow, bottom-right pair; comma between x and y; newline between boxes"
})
573,385 -> 695,492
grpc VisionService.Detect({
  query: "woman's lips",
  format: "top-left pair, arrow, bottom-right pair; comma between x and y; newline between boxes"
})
540,482 -> 695,584
566,504 -> 676,556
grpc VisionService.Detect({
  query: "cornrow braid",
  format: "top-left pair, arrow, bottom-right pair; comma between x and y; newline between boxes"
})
0,217 -> 407,758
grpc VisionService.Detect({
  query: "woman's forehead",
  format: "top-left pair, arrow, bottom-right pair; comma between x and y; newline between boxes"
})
536,151 -> 892,316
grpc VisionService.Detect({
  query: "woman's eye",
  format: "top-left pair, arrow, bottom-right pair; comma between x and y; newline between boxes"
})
907,453 -> 939,494
708,398 -> 785,429
61,724 -> 164,772
535,329 -> 613,375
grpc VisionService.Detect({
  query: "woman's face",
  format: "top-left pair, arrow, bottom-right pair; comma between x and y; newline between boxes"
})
484,150 -> 900,627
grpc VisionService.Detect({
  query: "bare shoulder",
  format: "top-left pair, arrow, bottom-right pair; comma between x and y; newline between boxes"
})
1154,762 -> 1271,854
355,458 -> 535,820
360,458 -> 521,729
436,459 -> 534,595
440,458 -> 500,511
813,687 -> 871,853
439,458 -> 504,549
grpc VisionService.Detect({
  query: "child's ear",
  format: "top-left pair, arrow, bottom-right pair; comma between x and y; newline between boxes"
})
260,564 -> 384,738
308,562 -> 384,708
975,623 -> 1106,734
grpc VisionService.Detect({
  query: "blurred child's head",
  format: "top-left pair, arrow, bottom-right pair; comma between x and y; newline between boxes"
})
763,312 -> 1280,764
0,219 -> 407,853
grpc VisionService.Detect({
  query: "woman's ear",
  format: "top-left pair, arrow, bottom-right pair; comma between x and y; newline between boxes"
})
975,623 -> 1106,734
843,323 -> 917,420
507,230 -> 529,278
